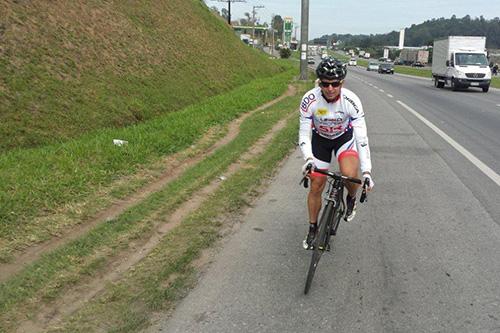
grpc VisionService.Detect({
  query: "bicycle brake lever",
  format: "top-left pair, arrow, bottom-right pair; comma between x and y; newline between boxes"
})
299,164 -> 313,188
360,178 -> 370,203
300,176 -> 309,188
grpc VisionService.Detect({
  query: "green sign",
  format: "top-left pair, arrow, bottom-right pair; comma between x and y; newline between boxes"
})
283,17 -> 293,44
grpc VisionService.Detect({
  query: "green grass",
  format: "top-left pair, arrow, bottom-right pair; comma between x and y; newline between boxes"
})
45,98 -> 303,333
491,76 -> 500,88
0,67 -> 295,262
0,83 -> 307,332
394,65 -> 432,78
0,0 -> 285,152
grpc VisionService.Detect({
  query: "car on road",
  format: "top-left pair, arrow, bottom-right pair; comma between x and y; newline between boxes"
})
378,62 -> 394,74
348,57 -> 357,66
367,62 -> 379,71
307,56 -> 315,64
412,61 -> 424,67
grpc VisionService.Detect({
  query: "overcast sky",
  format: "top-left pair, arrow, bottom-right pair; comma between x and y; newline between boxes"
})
204,0 -> 500,38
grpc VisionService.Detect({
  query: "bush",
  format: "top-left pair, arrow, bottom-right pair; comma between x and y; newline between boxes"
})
280,48 -> 292,59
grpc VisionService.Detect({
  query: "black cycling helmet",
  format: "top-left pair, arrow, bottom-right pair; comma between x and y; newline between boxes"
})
316,57 -> 347,80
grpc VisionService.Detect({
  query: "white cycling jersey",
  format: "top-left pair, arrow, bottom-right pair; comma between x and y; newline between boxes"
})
299,87 -> 372,174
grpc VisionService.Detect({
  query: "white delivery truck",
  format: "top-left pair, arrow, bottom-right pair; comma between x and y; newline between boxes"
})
432,36 -> 491,92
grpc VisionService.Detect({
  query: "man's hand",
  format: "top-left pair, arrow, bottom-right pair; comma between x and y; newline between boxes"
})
302,158 -> 315,175
363,173 -> 374,191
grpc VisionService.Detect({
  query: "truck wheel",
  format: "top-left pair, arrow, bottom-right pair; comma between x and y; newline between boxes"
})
482,86 -> 489,93
451,78 -> 458,91
434,78 -> 444,88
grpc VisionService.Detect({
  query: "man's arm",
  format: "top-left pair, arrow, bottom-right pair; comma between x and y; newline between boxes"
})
346,94 -> 371,174
352,116 -> 372,175
299,114 -> 313,161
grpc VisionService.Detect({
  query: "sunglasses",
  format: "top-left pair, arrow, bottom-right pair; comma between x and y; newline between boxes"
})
319,80 -> 343,88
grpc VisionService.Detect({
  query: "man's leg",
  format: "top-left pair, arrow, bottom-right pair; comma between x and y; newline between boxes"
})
338,151 -> 360,196
308,174 -> 327,224
303,173 -> 327,249
338,151 -> 360,221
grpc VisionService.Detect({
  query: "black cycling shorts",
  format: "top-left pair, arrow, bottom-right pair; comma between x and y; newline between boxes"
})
312,128 -> 354,164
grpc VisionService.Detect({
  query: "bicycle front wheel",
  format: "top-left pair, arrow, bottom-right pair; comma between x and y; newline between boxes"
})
304,202 -> 334,294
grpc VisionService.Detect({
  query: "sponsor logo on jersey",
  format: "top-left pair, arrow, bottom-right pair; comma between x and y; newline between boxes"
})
315,108 -> 327,117
344,95 -> 360,114
300,93 -> 316,113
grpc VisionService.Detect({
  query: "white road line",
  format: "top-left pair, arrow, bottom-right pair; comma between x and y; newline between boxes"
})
397,100 -> 500,187
379,89 -> 385,92
373,85 -> 379,89
387,94 -> 393,98
497,104 -> 500,107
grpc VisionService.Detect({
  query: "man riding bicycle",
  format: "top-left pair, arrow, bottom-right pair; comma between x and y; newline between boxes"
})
299,57 -> 374,249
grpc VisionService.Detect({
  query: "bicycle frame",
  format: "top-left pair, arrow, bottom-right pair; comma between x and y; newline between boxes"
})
303,167 -> 364,294
323,176 -> 345,238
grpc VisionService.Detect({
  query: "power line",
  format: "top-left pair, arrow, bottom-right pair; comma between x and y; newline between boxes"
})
211,0 -> 247,25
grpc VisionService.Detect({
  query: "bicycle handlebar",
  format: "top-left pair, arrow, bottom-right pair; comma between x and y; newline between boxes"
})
300,166 -> 369,202
311,168 -> 362,184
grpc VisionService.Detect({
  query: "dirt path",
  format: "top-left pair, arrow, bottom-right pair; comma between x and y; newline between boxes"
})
12,85 -> 298,332
0,85 -> 297,284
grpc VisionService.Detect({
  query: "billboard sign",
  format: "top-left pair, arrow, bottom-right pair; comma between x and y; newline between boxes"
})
283,17 -> 293,45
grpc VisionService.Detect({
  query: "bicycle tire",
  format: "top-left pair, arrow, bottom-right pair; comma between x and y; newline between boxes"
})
304,202 -> 334,294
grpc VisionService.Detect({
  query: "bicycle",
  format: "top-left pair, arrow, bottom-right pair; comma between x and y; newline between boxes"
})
300,166 -> 369,294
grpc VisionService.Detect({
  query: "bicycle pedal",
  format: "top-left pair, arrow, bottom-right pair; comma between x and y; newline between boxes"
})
318,244 -> 331,251
302,240 -> 314,250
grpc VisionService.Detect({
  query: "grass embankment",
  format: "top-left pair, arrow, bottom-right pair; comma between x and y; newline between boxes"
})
0,68 -> 295,262
0,78 -> 309,332
0,0 -> 284,152
51,92 -> 305,333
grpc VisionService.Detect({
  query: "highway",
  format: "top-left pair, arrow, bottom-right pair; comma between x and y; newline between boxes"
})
148,64 -> 500,333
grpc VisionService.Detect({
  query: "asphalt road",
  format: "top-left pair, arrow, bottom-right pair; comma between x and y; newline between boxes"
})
148,67 -> 500,333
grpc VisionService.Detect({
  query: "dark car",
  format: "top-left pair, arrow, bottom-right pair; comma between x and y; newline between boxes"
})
412,61 -> 424,67
378,62 -> 394,74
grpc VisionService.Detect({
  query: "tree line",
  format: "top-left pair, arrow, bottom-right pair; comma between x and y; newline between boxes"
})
313,15 -> 500,49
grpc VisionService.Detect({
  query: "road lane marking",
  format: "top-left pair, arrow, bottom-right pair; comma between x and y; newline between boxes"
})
379,89 -> 385,92
387,94 -> 393,98
397,100 -> 500,187
373,85 -> 379,89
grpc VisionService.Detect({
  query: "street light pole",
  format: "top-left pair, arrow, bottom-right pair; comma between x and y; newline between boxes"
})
211,0 -> 246,25
299,0 -> 309,80
252,5 -> 264,46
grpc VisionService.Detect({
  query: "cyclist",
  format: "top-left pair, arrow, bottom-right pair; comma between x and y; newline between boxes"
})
299,57 -> 374,249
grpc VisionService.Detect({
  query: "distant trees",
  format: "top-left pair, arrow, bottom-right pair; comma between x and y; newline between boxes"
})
272,15 -> 284,39
315,15 -> 500,49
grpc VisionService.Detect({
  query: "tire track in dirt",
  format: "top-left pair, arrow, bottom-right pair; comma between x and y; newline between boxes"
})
17,88 -> 298,333
0,85 -> 296,284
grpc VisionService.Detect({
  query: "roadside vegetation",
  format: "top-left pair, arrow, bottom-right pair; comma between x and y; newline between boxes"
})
0,0 -> 285,152
0,79 -> 308,333
0,69 -> 294,263
0,1 -> 310,331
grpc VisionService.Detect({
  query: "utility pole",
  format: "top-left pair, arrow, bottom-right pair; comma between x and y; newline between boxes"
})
251,5 -> 264,45
211,0 -> 246,25
299,0 -> 309,80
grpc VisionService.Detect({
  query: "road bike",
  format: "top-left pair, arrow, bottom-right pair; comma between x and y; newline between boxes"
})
300,167 -> 369,294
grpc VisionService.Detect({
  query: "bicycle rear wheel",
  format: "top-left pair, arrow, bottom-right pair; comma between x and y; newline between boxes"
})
304,202 -> 334,294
